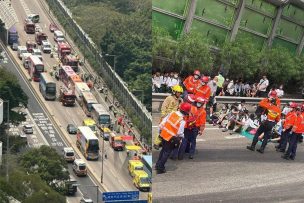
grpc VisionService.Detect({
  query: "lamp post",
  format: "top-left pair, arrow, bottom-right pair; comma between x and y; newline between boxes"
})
104,54 -> 116,73
100,126 -> 105,184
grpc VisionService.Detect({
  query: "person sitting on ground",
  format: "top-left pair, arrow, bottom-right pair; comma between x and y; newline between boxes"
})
222,105 -> 239,132
229,110 -> 250,134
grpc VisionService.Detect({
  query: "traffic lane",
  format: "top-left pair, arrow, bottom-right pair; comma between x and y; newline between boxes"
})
152,125 -> 304,201
1,43 -> 101,202
154,181 -> 304,203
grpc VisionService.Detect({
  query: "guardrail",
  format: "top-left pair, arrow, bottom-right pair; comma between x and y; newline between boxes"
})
46,0 -> 152,135
152,93 -> 304,112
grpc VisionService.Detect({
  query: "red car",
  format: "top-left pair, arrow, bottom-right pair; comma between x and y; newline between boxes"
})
49,23 -> 58,32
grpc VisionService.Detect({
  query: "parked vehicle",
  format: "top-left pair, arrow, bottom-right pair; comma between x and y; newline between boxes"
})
35,32 -> 48,45
26,40 -> 37,53
59,87 -> 76,106
72,159 -> 87,176
76,126 -> 99,160
49,23 -> 58,32
21,53 -> 32,68
24,19 -> 35,34
8,26 -> 19,46
27,14 -> 40,23
67,124 -> 77,134
41,40 -> 52,53
54,30 -> 64,42
32,48 -> 43,61
63,147 -> 75,162
27,55 -> 44,82
23,125 -> 33,134
39,72 -> 56,101
17,46 -> 28,59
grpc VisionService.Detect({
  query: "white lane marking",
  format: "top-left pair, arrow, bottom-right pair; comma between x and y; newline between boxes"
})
196,138 -> 206,142
225,134 -> 245,139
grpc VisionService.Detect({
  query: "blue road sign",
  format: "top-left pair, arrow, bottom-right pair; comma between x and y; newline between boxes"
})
102,191 -> 140,201
105,200 -> 148,203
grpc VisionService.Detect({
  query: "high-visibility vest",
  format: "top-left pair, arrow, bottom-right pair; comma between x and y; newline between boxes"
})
194,85 -> 211,100
160,112 -> 183,141
266,105 -> 281,122
293,113 -> 304,134
185,105 -> 198,129
183,76 -> 200,93
283,111 -> 296,129
194,107 -> 206,127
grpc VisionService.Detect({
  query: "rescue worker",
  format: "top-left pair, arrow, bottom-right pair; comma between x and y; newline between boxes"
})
282,104 -> 304,160
155,102 -> 191,174
160,85 -> 183,121
247,97 -> 281,153
276,102 -> 298,152
194,76 -> 211,101
178,96 -> 207,159
183,70 -> 201,97
255,91 -> 281,119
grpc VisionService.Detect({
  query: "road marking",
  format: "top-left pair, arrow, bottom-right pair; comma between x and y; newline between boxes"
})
26,109 -> 49,146
225,134 -> 245,139
196,138 -> 206,142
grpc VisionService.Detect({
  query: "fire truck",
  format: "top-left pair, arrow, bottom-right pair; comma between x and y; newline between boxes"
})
59,86 -> 76,106
57,42 -> 71,60
24,19 -> 35,34
62,54 -> 79,72
35,32 -> 48,45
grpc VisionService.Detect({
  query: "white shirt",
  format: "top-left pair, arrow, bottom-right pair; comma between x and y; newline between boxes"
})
152,75 -> 162,88
276,89 -> 284,98
282,106 -> 292,116
167,77 -> 180,87
159,111 -> 185,138
258,79 -> 269,92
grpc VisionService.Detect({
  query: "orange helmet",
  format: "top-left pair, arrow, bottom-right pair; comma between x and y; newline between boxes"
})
193,70 -> 200,76
200,76 -> 209,83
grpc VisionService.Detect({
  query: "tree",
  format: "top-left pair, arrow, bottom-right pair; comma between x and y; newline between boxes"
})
20,146 -> 69,194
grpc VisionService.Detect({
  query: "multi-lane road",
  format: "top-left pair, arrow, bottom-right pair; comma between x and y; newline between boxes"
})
152,112 -> 304,203
0,0 -> 146,201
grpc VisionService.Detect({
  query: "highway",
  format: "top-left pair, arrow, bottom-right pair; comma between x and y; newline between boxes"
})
152,112 -> 304,203
0,0 -> 144,201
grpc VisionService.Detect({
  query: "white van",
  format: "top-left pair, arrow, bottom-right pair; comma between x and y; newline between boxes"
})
41,40 -> 52,53
27,14 -> 40,23
63,147 -> 75,162
72,159 -> 87,176
17,46 -> 28,59
21,53 -> 32,68
54,30 -> 64,42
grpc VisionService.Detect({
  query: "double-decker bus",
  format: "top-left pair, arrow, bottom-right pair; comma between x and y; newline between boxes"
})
76,126 -> 99,160
91,103 -> 111,128
80,92 -> 98,117
39,72 -> 56,100
28,55 -> 44,82
59,65 -> 76,87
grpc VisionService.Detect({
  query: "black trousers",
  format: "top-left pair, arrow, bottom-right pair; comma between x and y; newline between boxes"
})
251,120 -> 276,150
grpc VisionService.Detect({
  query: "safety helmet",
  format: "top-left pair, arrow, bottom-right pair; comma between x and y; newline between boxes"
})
196,96 -> 207,104
200,76 -> 209,83
186,94 -> 196,103
193,70 -> 200,76
171,85 -> 183,93
269,90 -> 277,98
179,102 -> 192,115
290,102 -> 298,108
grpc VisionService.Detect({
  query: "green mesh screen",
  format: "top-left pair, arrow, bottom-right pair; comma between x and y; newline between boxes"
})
236,30 -> 266,50
240,8 -> 272,35
191,19 -> 229,46
282,4 -> 304,24
152,0 -> 189,16
276,19 -> 304,43
272,37 -> 297,54
152,12 -> 184,39
195,0 -> 235,27
245,0 -> 276,16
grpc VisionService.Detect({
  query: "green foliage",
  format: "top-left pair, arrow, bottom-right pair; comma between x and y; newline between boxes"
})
20,146 -> 69,194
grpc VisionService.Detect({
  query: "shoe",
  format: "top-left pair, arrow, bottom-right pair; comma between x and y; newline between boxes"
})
256,148 -> 264,154
281,154 -> 289,160
156,169 -> 166,174
189,155 -> 194,159
177,156 -> 183,160
279,149 -> 285,153
289,156 -> 295,160
222,128 -> 228,132
246,146 -> 255,151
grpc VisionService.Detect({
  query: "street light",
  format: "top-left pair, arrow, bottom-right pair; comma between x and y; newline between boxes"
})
100,126 -> 105,184
104,54 -> 116,73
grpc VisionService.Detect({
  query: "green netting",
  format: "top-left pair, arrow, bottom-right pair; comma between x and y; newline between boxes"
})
152,12 -> 184,40
152,0 -> 189,16
240,8 -> 272,35
272,37 -> 297,54
283,4 -> 304,24
245,0 -> 276,16
236,30 -> 266,50
191,19 -> 228,46
195,0 -> 235,27
225,0 -> 240,6
276,19 -> 304,43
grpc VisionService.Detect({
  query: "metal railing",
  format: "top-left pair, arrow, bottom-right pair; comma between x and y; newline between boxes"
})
152,93 -> 304,112
47,0 -> 152,134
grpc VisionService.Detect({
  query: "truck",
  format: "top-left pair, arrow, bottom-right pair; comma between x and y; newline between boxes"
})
8,26 -> 19,46
57,42 -> 71,60
109,133 -> 125,151
35,32 -> 48,45
59,86 -> 76,106
63,147 -> 75,163
24,19 -> 35,34
62,54 -> 79,72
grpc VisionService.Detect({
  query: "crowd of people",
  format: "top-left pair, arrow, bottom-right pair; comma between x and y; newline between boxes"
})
152,71 -> 285,98
154,70 -> 304,175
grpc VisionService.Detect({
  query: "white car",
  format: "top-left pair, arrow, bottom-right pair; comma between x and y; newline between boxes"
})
32,48 -> 43,61
41,40 -> 52,53
23,125 -> 33,134
17,46 -> 28,59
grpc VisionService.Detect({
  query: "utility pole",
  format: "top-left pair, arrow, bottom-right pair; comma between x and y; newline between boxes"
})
101,127 -> 105,184
5,100 -> 9,182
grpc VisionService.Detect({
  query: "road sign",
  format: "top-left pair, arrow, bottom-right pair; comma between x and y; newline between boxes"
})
102,191 -> 139,201
105,200 -> 148,203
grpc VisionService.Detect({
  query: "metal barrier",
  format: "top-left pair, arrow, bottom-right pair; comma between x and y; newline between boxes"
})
48,0 -> 152,133
152,93 -> 304,112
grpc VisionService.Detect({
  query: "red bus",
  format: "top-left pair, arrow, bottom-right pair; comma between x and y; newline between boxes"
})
28,55 -> 44,82
59,65 -> 82,88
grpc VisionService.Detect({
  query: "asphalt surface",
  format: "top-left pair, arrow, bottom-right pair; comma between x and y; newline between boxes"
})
152,113 -> 304,203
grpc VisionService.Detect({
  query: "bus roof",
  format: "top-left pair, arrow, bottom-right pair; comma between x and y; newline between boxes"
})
61,66 -> 76,76
29,55 -> 43,65
75,82 -> 90,92
40,72 -> 55,84
92,104 -> 109,115
82,92 -> 98,104
78,126 -> 98,140
70,75 -> 82,83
